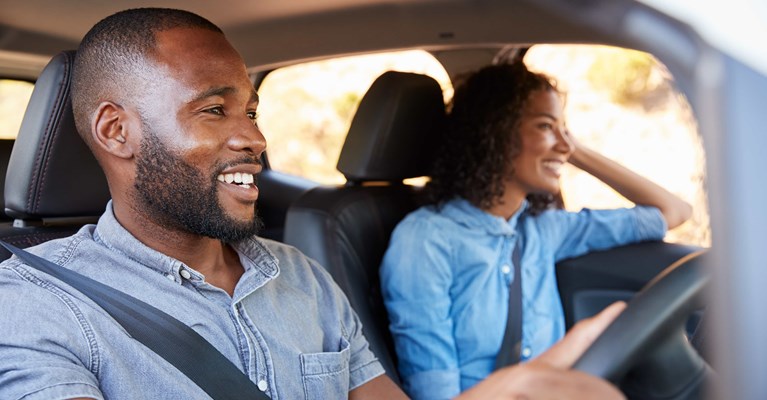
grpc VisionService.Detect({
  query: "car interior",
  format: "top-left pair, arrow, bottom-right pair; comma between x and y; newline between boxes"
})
0,50 -> 108,260
283,70 -> 447,382
0,43 -> 707,394
0,139 -> 14,222
8,0 -> 767,397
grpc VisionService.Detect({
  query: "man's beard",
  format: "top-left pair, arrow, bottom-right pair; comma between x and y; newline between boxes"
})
133,126 -> 263,243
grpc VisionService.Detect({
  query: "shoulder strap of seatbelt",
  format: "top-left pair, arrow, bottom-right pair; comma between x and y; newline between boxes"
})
0,241 -> 270,400
494,232 -> 524,369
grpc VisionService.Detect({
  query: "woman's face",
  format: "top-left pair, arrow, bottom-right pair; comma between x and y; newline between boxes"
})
508,88 -> 574,196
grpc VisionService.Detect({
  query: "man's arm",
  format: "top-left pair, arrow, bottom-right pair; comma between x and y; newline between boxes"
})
349,375 -> 409,400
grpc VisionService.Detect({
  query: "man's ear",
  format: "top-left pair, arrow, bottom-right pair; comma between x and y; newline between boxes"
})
92,101 -> 138,159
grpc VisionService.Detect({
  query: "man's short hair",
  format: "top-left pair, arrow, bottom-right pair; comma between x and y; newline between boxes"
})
71,8 -> 222,142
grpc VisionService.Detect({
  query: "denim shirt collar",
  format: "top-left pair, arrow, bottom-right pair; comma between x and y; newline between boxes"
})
91,201 -> 279,300
441,197 -> 528,236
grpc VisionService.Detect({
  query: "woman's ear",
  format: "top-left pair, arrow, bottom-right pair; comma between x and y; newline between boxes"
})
91,101 -> 137,159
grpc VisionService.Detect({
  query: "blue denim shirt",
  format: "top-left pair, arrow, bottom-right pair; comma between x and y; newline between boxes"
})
380,198 -> 666,399
0,202 -> 383,399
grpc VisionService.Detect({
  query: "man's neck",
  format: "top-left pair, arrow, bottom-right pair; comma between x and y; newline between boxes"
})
113,202 -> 245,296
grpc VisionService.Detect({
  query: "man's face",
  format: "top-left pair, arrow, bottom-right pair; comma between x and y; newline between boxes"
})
134,121 -> 263,242
130,27 -> 266,241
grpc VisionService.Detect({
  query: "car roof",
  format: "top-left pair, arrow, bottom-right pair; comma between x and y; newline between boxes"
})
639,0 -> 767,75
4,0 -> 761,77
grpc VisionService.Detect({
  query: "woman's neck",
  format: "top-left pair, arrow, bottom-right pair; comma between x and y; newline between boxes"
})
484,186 -> 527,220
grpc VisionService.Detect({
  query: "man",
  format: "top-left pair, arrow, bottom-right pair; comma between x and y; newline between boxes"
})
0,8 -> 624,399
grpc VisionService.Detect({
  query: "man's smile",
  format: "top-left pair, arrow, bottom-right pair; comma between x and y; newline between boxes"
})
217,171 -> 256,188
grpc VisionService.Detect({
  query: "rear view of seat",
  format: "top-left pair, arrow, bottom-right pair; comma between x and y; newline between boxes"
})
0,139 -> 15,222
0,50 -> 110,260
283,71 -> 446,382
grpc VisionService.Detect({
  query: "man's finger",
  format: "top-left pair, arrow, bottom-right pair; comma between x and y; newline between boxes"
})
536,301 -> 626,369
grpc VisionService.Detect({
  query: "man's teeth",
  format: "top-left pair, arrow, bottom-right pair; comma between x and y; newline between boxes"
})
217,172 -> 255,187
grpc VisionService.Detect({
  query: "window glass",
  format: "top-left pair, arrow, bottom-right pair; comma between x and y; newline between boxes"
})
525,45 -> 709,246
257,50 -> 452,185
257,45 -> 709,247
0,79 -> 34,139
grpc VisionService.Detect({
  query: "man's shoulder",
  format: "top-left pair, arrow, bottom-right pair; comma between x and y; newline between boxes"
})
0,226 -> 95,269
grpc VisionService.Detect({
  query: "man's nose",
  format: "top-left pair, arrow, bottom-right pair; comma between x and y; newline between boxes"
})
228,118 -> 267,156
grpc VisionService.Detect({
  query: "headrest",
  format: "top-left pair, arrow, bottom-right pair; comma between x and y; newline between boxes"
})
337,71 -> 446,183
5,50 -> 110,221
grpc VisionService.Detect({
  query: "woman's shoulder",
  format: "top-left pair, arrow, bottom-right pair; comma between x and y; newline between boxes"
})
390,203 -> 462,244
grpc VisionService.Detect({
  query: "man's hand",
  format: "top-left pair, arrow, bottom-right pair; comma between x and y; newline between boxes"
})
455,301 -> 627,400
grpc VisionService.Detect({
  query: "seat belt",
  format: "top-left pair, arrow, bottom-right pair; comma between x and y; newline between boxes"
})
494,235 -> 524,369
0,241 -> 270,400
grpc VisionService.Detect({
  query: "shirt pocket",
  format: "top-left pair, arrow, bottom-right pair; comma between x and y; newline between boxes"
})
300,336 -> 351,399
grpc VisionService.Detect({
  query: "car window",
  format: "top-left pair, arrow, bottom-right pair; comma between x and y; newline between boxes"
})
256,50 -> 452,185
0,79 -> 34,139
257,45 -> 708,248
524,45 -> 709,247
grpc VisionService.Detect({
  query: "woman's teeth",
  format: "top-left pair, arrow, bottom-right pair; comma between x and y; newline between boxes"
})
542,161 -> 563,174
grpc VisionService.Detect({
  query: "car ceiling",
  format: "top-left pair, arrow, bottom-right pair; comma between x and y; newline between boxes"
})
0,0 -> 619,78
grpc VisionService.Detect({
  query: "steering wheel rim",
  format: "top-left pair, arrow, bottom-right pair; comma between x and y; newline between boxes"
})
573,250 -> 711,398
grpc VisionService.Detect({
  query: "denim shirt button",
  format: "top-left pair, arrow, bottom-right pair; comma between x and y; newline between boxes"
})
521,346 -> 532,358
501,264 -> 512,274
180,269 -> 192,280
257,380 -> 268,392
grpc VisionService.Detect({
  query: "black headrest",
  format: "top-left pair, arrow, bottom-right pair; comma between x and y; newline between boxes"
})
336,71 -> 446,183
5,50 -> 110,220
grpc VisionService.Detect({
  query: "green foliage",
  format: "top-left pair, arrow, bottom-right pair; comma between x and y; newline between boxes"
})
586,49 -> 662,106
333,92 -> 361,122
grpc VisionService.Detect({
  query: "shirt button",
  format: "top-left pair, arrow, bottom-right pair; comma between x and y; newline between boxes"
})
521,347 -> 532,358
501,264 -> 512,274
257,380 -> 268,392
180,269 -> 192,280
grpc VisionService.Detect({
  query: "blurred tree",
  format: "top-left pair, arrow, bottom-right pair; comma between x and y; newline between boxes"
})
587,49 -> 666,107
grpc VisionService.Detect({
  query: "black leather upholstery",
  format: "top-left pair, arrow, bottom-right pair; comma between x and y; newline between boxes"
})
283,71 -> 446,382
337,71 -> 446,183
5,50 -> 109,220
0,51 -> 110,259
0,139 -> 15,221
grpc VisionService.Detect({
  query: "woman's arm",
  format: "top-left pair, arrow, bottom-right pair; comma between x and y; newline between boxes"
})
567,137 -> 692,229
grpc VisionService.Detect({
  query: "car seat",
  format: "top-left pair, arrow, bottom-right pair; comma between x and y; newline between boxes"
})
0,139 -> 15,221
0,50 -> 110,260
283,71 -> 447,383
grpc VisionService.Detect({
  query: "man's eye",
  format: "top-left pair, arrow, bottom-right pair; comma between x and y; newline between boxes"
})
205,106 -> 225,116
538,123 -> 553,130
247,111 -> 259,125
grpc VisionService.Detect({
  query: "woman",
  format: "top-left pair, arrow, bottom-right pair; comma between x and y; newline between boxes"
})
379,62 -> 692,400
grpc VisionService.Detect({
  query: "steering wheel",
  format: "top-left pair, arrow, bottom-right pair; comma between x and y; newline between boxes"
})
573,250 -> 712,399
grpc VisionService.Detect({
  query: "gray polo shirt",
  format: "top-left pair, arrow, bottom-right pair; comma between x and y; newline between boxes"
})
0,203 -> 384,399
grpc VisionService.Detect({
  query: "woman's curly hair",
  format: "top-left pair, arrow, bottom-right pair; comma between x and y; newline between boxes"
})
426,62 -> 563,214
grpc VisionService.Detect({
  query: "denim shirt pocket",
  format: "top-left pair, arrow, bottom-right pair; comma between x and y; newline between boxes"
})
300,336 -> 351,399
